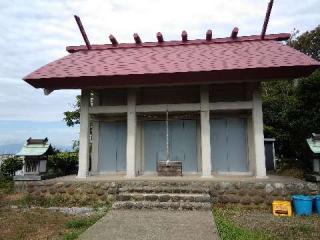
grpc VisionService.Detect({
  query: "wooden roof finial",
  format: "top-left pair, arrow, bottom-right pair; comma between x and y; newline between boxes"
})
206,30 -> 212,41
74,15 -> 91,50
261,0 -> 274,39
133,33 -> 142,44
231,27 -> 239,38
157,32 -> 164,43
181,30 -> 188,42
109,34 -> 118,46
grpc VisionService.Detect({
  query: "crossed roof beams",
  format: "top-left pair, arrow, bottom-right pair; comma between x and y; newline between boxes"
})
72,0 -> 279,52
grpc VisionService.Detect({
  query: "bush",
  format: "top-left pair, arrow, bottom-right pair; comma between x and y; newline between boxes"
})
47,152 -> 78,177
0,173 -> 13,194
0,157 -> 23,177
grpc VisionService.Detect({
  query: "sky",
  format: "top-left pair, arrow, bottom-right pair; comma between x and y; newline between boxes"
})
0,0 -> 319,150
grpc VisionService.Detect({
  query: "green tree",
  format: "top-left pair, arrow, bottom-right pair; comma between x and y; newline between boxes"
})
263,25 -> 320,170
47,152 -> 78,177
288,25 -> 320,61
63,95 -> 80,127
0,157 -> 23,177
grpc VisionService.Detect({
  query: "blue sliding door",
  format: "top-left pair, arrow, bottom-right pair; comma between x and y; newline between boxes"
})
211,118 -> 248,172
98,122 -> 127,172
144,120 -> 198,172
144,121 -> 167,171
170,120 -> 197,171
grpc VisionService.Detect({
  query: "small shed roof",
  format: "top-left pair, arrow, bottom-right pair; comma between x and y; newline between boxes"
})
23,32 -> 320,90
16,138 -> 52,156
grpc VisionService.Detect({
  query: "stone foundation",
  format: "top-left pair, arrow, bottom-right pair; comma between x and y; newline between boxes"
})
14,179 -> 320,207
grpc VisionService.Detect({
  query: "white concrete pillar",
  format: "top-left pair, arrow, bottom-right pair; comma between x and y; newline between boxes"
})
252,83 -> 267,178
126,88 -> 137,178
91,91 -> 100,174
77,89 -> 90,178
200,85 -> 212,177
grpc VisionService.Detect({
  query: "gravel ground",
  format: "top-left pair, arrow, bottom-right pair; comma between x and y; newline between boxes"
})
10,205 -> 108,216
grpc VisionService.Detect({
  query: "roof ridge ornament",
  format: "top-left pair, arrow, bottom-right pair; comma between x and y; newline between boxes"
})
72,1 -> 275,50
109,34 -> 118,46
181,30 -> 188,42
206,30 -> 212,41
157,32 -> 164,43
66,33 -> 291,53
133,33 -> 142,44
231,27 -> 239,38
27,137 -> 48,145
74,15 -> 92,50
261,0 -> 274,39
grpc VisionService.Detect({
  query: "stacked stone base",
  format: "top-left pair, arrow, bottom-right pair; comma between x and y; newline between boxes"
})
113,186 -> 212,210
14,179 -> 319,209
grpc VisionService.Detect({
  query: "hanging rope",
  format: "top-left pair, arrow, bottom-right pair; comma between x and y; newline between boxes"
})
166,107 -> 170,165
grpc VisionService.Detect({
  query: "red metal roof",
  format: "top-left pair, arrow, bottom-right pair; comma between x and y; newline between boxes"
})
24,34 -> 320,89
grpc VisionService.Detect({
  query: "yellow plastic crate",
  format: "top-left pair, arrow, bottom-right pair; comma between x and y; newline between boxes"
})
272,200 -> 292,217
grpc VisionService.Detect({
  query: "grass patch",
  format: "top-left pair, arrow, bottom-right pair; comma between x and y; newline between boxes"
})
212,205 -> 320,240
0,178 -> 13,195
213,207 -> 270,240
63,214 -> 103,239
0,207 -> 75,239
0,206 -> 106,240
64,232 -> 79,240
14,194 -> 67,207
0,179 -> 108,239
65,216 -> 101,229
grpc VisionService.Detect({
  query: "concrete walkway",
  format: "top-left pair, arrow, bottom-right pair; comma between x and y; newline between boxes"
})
79,210 -> 219,240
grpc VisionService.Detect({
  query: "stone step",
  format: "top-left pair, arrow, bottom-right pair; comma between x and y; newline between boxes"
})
116,193 -> 212,203
118,186 -> 209,194
112,201 -> 212,211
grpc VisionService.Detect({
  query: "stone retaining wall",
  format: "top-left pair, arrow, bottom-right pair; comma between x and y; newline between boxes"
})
14,179 -> 320,206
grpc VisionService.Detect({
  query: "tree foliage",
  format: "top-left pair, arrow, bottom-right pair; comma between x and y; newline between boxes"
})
63,95 -> 80,127
263,25 -> 320,169
47,152 -> 78,177
288,25 -> 320,61
0,157 -> 23,176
